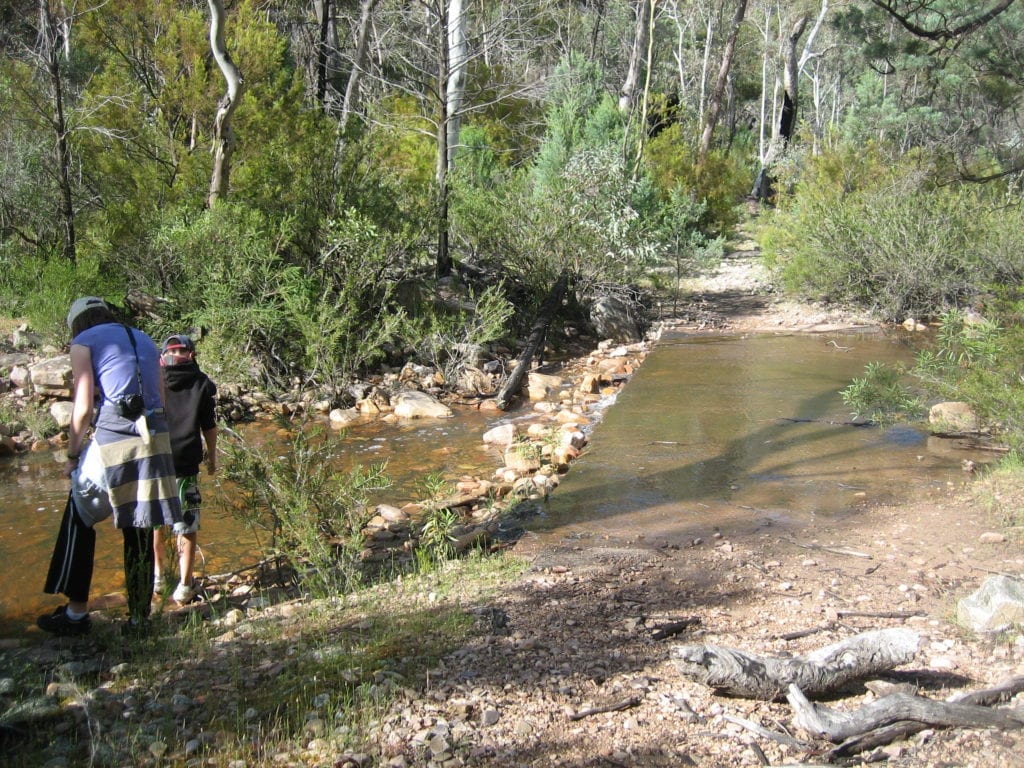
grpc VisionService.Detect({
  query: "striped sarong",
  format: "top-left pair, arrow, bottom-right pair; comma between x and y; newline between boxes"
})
93,420 -> 182,529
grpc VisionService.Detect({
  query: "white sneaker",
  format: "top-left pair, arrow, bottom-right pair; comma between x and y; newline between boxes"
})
172,583 -> 194,604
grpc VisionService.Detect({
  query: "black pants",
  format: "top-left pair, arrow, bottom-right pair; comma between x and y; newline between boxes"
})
45,493 -> 154,620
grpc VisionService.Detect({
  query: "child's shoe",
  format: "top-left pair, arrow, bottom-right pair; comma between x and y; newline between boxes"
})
172,582 -> 194,604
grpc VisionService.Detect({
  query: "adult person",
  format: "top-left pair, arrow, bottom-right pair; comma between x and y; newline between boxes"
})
153,334 -> 218,605
39,296 -> 183,636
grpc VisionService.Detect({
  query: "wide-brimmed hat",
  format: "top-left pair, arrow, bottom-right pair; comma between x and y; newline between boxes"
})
66,296 -> 108,330
161,334 -> 196,354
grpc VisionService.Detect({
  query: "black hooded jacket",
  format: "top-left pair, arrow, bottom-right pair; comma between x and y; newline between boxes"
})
162,361 -> 217,476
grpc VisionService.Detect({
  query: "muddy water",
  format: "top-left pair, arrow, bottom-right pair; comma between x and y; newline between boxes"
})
0,330 -> 971,636
534,330 -> 973,549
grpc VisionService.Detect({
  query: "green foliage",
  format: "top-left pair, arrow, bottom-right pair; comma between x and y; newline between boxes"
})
144,204 -> 409,389
846,307 -> 1024,449
0,252 -> 122,337
911,309 -> 1024,448
644,122 -> 755,233
761,147 -> 1024,321
418,507 -> 460,565
220,422 -> 390,596
531,54 -> 613,193
409,283 -> 514,385
841,361 -> 924,423
414,472 -> 458,565
0,69 -> 64,260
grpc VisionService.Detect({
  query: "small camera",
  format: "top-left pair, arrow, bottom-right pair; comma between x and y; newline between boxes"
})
115,393 -> 145,419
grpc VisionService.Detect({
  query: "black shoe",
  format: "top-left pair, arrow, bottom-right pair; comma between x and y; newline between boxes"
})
37,605 -> 91,636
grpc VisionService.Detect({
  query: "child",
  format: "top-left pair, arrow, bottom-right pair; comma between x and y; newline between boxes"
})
154,334 -> 218,604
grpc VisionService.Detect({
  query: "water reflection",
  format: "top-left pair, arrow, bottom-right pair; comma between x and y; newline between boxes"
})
538,331 -> 975,546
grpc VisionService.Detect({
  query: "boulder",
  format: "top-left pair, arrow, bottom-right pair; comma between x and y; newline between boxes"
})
49,401 -> 74,429
589,295 -> 643,342
392,389 -> 453,419
328,407 -> 361,428
929,401 -> 980,436
29,356 -> 72,397
482,423 -> 517,447
525,372 -> 564,401
0,352 -> 33,371
957,575 -> 1024,631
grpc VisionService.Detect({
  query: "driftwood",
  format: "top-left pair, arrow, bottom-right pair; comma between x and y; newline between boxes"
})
787,680 -> 1024,757
672,628 -> 919,700
495,270 -> 568,410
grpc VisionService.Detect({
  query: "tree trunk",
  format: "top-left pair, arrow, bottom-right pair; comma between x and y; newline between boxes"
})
752,12 -> 809,200
619,0 -> 653,113
672,628 -> 920,700
632,0 -> 658,171
207,0 -> 244,208
314,0 -> 333,107
698,0 -> 748,166
445,0 -> 467,169
39,0 -> 76,263
434,0 -> 467,279
495,271 -> 569,411
339,0 -> 380,130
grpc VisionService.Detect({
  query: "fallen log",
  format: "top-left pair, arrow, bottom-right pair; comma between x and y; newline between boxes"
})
672,628 -> 919,700
787,682 -> 1024,742
950,675 -> 1024,706
495,270 -> 568,410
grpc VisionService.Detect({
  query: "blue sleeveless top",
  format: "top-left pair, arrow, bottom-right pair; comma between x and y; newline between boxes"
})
72,322 -> 164,413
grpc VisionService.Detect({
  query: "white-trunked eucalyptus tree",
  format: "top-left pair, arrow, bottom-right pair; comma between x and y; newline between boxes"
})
206,0 -> 244,207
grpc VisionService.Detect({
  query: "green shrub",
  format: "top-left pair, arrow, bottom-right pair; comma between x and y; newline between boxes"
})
643,122 -> 754,234
761,147 -> 1024,321
407,283 -> 514,385
912,309 -> 1024,448
0,251 -> 123,338
221,422 -> 390,596
841,360 -> 924,423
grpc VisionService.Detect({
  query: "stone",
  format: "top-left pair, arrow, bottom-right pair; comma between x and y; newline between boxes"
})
589,295 -> 643,342
0,352 -> 33,370
957,575 -> 1024,631
10,365 -> 30,389
29,356 -> 73,397
503,446 -> 542,473
392,389 -> 453,419
12,329 -> 43,349
929,401 -> 979,435
329,407 -> 361,428
482,423 -> 517,447
50,401 -> 74,429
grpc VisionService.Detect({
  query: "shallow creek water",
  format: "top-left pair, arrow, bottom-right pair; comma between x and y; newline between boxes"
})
532,330 -> 972,551
0,329 -> 972,636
